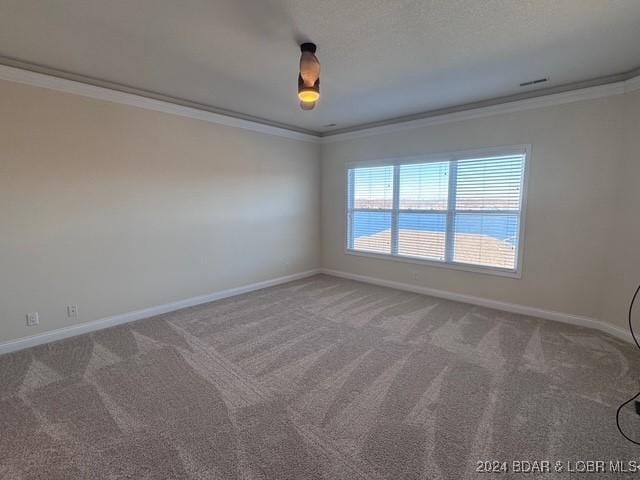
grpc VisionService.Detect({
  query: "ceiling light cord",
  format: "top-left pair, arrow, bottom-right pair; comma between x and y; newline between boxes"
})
616,284 -> 640,445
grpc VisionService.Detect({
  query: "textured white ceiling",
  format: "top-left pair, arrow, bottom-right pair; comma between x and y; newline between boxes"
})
1,0 -> 639,133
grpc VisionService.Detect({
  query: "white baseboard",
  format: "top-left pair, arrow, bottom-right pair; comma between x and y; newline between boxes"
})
319,268 -> 632,343
2,267 -> 630,355
0,269 -> 320,355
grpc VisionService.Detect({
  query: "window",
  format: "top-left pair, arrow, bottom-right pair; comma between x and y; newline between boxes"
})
346,147 -> 528,276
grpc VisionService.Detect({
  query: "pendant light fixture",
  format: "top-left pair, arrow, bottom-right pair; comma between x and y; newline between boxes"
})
298,42 -> 320,110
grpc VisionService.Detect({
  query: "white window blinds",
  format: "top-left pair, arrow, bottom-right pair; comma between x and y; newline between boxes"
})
348,165 -> 394,254
347,149 -> 527,274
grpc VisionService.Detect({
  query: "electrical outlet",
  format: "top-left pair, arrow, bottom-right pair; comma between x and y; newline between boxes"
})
26,312 -> 39,326
67,305 -> 78,317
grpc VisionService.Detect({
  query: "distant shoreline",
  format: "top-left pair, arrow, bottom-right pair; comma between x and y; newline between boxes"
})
351,211 -> 518,246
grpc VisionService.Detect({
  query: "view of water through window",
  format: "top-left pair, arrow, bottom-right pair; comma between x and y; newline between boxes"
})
347,153 -> 525,271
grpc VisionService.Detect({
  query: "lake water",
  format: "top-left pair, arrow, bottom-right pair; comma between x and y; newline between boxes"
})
351,211 -> 519,245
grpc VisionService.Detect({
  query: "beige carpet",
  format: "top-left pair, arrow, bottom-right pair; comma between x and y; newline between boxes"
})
1,274 -> 639,479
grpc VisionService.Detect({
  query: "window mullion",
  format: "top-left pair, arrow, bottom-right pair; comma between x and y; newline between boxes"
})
445,160 -> 458,263
391,164 -> 400,255
347,169 -> 355,249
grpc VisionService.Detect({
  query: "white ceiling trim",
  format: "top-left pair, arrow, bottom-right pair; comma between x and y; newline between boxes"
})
1,63 -> 638,145
321,78 -> 640,143
0,64 -> 321,143
625,74 -> 640,93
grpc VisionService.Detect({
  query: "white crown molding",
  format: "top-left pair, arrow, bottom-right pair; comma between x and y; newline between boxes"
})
0,269 -> 319,355
320,80 -> 634,143
320,268 -> 632,344
0,64 -> 321,143
1,61 -> 638,145
321,74 -> 640,143
625,74 -> 640,93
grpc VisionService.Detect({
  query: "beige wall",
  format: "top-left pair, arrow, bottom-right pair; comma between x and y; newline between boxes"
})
602,89 -> 640,328
0,80 -> 320,343
321,96 -> 626,323
1,77 -> 638,345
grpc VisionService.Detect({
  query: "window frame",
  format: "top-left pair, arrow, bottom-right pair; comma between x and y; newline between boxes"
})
344,145 -> 530,278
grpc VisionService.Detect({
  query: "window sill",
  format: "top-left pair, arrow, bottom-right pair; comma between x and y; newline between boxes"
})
344,248 -> 522,279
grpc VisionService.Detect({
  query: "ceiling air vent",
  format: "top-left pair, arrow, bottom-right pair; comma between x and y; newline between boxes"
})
519,78 -> 548,87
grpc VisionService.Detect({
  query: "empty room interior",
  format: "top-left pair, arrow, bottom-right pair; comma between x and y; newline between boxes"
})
2,1 -> 640,478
